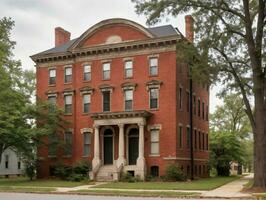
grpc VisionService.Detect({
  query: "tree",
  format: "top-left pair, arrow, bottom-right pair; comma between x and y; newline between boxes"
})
210,93 -> 253,175
0,17 -> 67,179
132,0 -> 265,187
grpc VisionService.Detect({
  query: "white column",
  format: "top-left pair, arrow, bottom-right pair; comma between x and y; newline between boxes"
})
117,123 -> 126,167
92,124 -> 101,169
137,122 -> 146,179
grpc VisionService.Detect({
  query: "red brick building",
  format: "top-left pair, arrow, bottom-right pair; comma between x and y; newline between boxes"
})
31,17 -> 209,181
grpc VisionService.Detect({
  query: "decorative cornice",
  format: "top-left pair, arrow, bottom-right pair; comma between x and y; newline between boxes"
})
90,110 -> 152,120
80,86 -> 94,94
146,80 -> 163,90
121,82 -> 137,90
99,84 -> 114,92
32,35 -> 179,64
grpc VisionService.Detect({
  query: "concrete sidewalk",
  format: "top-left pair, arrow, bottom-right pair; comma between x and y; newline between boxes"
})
56,174 -> 253,198
201,174 -> 253,198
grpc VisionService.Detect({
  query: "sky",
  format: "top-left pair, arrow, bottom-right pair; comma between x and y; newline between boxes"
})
0,0 -> 222,112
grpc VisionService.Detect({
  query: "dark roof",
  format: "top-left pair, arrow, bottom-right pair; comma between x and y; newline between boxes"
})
148,25 -> 178,37
33,25 -> 178,57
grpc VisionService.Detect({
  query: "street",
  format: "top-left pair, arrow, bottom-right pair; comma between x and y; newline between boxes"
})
0,192 -> 252,200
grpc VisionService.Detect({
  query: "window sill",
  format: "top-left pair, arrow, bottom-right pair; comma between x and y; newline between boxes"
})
64,82 -> 72,85
82,113 -> 89,116
150,108 -> 159,111
82,155 -> 90,158
83,80 -> 91,83
102,79 -> 110,81
63,155 -> 72,158
64,113 -> 73,116
48,84 -> 56,87
124,76 -> 133,79
48,155 -> 57,158
149,74 -> 159,77
149,154 -> 160,157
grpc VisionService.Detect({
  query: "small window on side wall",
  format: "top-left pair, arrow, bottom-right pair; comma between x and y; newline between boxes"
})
83,132 -> 91,156
65,67 -> 72,83
83,94 -> 91,113
149,57 -> 158,76
83,65 -> 91,81
49,69 -> 56,85
150,130 -> 159,155
150,166 -> 159,177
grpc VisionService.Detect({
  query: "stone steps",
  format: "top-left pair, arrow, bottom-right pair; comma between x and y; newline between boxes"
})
96,165 -> 117,182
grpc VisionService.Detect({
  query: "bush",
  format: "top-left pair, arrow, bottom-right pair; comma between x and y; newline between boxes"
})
164,164 -> 186,181
53,161 -> 91,181
120,172 -> 141,182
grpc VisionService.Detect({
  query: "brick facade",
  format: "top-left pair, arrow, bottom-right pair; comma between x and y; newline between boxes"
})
32,17 -> 209,180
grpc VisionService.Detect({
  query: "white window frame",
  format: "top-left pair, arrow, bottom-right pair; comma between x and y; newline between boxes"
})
149,57 -> 158,76
124,60 -> 133,78
150,129 -> 160,155
102,62 -> 111,80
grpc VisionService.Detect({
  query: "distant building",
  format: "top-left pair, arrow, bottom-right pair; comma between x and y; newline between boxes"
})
0,148 -> 24,177
31,17 -> 209,181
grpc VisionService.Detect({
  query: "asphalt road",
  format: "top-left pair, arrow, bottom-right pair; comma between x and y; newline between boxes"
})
0,192 -> 243,200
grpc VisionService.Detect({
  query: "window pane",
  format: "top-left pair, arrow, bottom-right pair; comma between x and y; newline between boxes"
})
64,132 -> 72,156
103,70 -> 110,80
48,96 -> 56,104
179,126 -> 183,148
151,130 -> 159,142
103,63 -> 110,71
150,58 -> 158,75
150,89 -> 158,99
83,132 -> 91,156
84,132 -> 91,144
65,67 -> 72,75
125,90 -> 133,100
49,69 -> 56,77
125,100 -> 132,110
150,58 -> 158,66
65,95 -> 72,105
83,94 -> 90,104
84,65 -> 91,73
151,143 -> 159,154
103,91 -> 110,112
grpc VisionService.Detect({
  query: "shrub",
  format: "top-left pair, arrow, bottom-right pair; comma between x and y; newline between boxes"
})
120,172 -> 141,182
164,164 -> 186,181
53,161 -> 91,181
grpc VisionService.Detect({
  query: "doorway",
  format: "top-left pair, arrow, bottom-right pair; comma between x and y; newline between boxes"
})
103,129 -> 113,165
128,128 -> 139,165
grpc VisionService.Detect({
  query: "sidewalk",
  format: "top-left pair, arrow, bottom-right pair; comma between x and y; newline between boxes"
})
56,174 -> 253,198
201,174 -> 253,198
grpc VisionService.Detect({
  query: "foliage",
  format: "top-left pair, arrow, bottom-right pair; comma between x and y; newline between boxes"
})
210,131 -> 245,176
131,0 -> 265,187
164,164 -> 186,181
24,158 -> 37,181
120,172 -> 141,182
53,161 -> 91,182
210,93 -> 253,176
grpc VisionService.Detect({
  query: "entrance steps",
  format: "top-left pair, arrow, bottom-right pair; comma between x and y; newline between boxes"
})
96,165 -> 118,182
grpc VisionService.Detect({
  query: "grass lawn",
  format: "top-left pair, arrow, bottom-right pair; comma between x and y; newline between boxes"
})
71,189 -> 199,197
0,177 -> 92,188
0,186 -> 56,193
94,176 -> 240,191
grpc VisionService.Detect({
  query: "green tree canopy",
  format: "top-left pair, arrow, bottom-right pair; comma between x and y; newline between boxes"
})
132,0 -> 265,187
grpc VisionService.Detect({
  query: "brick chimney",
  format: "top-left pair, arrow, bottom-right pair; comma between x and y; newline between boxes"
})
185,15 -> 194,42
55,27 -> 71,47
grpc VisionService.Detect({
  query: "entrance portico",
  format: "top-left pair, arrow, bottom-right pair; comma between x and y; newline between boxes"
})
90,110 -> 151,181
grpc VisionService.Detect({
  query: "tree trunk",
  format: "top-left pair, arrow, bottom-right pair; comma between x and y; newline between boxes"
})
252,81 -> 266,187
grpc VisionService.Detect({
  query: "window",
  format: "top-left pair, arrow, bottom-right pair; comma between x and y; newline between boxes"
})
5,155 -> 9,169
202,102 -> 205,119
48,96 -> 56,112
202,132 -> 205,150
64,67 -> 72,83
49,69 -> 56,85
150,166 -> 159,177
48,134 -> 57,157
187,127 -> 190,148
186,91 -> 190,112
83,64 -> 91,81
18,160 -> 21,170
64,95 -> 72,114
149,88 -> 158,109
193,95 -> 196,115
198,99 -> 201,117
206,105 -> 209,121
102,91 -> 110,112
150,130 -> 159,155
178,126 -> 183,148
199,165 -> 202,175
124,90 -> 133,111
206,134 -> 209,150
83,132 -> 91,156
198,131 -> 201,150
64,132 -> 73,156
103,63 -> 110,80
179,87 -> 183,110
194,129 -> 197,149
83,94 -> 91,113
149,57 -> 158,76
195,165 -> 198,176
124,60 -> 133,78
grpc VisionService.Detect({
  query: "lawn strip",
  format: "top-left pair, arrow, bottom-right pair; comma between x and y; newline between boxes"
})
0,177 -> 92,187
94,176 -> 240,191
70,189 -> 199,197
0,186 -> 56,193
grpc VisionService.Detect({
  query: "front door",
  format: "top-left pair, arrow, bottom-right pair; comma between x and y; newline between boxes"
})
104,129 -> 113,165
128,128 -> 139,165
